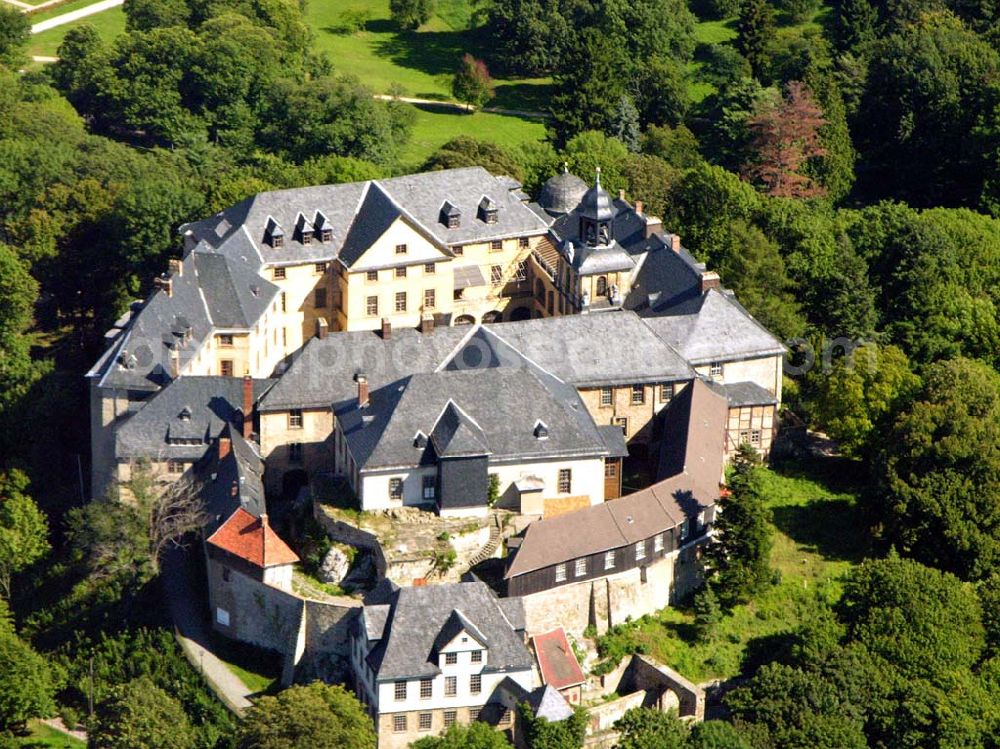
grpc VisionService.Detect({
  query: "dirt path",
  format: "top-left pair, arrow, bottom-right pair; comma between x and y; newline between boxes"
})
39,717 -> 87,743
372,93 -> 548,120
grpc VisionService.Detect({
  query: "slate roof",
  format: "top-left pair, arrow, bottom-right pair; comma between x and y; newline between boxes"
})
115,376 -> 275,460
624,243 -> 706,315
206,508 -> 299,568
363,581 -> 533,680
505,379 -> 728,579
182,167 -> 549,268
524,685 -> 575,722
642,289 -> 785,365
337,366 -> 610,472
532,628 -> 585,690
192,251 -> 278,329
719,380 -> 779,408
199,424 -> 266,534
538,168 -> 588,216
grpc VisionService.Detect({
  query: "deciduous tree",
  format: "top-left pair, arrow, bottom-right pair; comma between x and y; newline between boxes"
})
389,0 -> 434,29
91,676 -> 197,749
411,721 -> 511,748
0,470 -> 48,600
452,54 -> 495,109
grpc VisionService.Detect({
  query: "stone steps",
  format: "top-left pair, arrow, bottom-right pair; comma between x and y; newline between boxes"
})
468,514 -> 502,567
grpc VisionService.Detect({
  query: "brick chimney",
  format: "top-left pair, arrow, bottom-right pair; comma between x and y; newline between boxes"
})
381,318 -> 391,340
168,258 -> 183,277
644,215 -> 663,239
618,189 -> 626,201
422,315 -> 435,335
700,271 -> 721,293
355,373 -> 369,408
669,234 -> 682,252
242,374 -> 253,439
635,200 -> 644,215
153,275 -> 173,298
170,348 -> 180,378
218,434 -> 231,461
315,317 -> 328,340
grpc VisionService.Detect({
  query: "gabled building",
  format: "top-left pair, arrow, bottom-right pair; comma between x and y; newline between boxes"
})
351,581 -> 534,748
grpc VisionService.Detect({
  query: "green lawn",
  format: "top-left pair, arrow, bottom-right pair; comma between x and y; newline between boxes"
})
596,457 -> 870,684
28,0 -> 105,24
399,104 -> 547,170
14,721 -> 85,748
209,636 -> 281,696
28,6 -> 125,57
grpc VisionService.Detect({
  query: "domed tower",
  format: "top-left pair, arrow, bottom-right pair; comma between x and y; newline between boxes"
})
577,167 -> 615,247
538,164 -> 587,216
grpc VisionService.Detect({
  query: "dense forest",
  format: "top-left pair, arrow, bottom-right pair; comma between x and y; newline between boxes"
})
0,0 -> 999,745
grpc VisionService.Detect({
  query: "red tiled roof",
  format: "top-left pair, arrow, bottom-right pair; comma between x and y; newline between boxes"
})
532,628 -> 585,690
206,508 -> 299,568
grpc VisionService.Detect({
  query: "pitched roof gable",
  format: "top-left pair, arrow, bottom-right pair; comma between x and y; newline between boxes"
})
206,508 -> 299,568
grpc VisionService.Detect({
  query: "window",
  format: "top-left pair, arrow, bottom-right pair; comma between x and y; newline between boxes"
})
635,540 -> 646,561
519,236 -> 530,248
471,650 -> 482,663
422,263 -> 435,275
445,652 -> 458,665
453,245 -> 464,256
605,461 -> 617,478
420,678 -> 432,699
660,383 -> 674,402
604,550 -> 615,570
574,558 -> 587,577
739,430 -> 750,445
600,387 -> 613,407
614,417 -> 628,434
422,475 -> 436,500
490,239 -> 503,251
273,267 -> 286,280
220,360 -> 233,377
513,260 -> 528,282
394,291 -> 407,312
709,362 -> 724,378
393,715 -> 407,733
280,291 -> 287,312
288,409 -> 303,428
631,385 -> 645,405
315,262 -> 327,274
490,265 -> 503,286
470,674 -> 481,694
366,296 -> 378,316
469,708 -> 480,722
424,289 -> 436,309
302,231 -> 312,245
751,429 -> 761,446
419,713 -> 432,731
555,563 -> 567,583
445,676 -> 457,697
389,478 -> 403,501
395,266 -> 407,278
447,215 -> 460,229
314,288 -> 327,308
395,243 -> 408,255
167,459 -> 185,474
321,228 -> 333,242
216,607 -> 230,626
394,681 -> 407,701
366,270 -> 378,282
558,468 -> 572,493
654,534 -> 664,553
219,334 -> 233,347
289,443 -> 302,463
547,290 -> 554,314
444,710 -> 457,727
500,709 -> 512,725
272,235 -> 284,249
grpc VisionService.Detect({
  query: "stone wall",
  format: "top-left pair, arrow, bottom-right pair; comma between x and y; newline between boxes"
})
312,506 -> 388,579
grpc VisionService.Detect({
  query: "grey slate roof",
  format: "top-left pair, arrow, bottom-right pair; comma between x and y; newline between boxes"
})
641,289 -> 785,365
719,380 -> 779,407
258,327 -> 470,412
200,424 -> 266,534
624,243 -> 706,315
115,376 -> 275,460
525,686 -> 574,721
182,167 -> 549,269
338,366 -> 610,472
538,169 -> 588,216
430,402 -> 491,457
364,581 -> 533,680
193,251 -> 278,329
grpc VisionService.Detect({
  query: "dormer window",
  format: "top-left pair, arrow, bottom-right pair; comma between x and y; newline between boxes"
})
533,420 -> 549,440
265,217 -> 284,248
440,201 -> 461,229
414,431 -> 428,448
295,213 -> 315,245
478,196 -> 498,224
179,407 -> 192,421
314,211 -> 333,242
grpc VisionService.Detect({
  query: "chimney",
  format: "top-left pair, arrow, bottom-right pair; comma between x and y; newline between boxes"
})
168,258 -> 183,277
242,374 -> 253,439
218,435 -> 231,461
618,189 -> 626,201
381,318 -> 391,340
170,348 -> 180,378
644,215 -> 663,239
669,233 -> 682,253
355,373 -> 369,408
422,315 -> 435,335
315,317 -> 328,340
635,200 -> 644,215
153,276 -> 173,298
700,271 -> 721,293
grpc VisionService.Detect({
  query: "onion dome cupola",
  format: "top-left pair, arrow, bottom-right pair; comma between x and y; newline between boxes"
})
538,163 -> 588,216
578,167 -> 615,247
